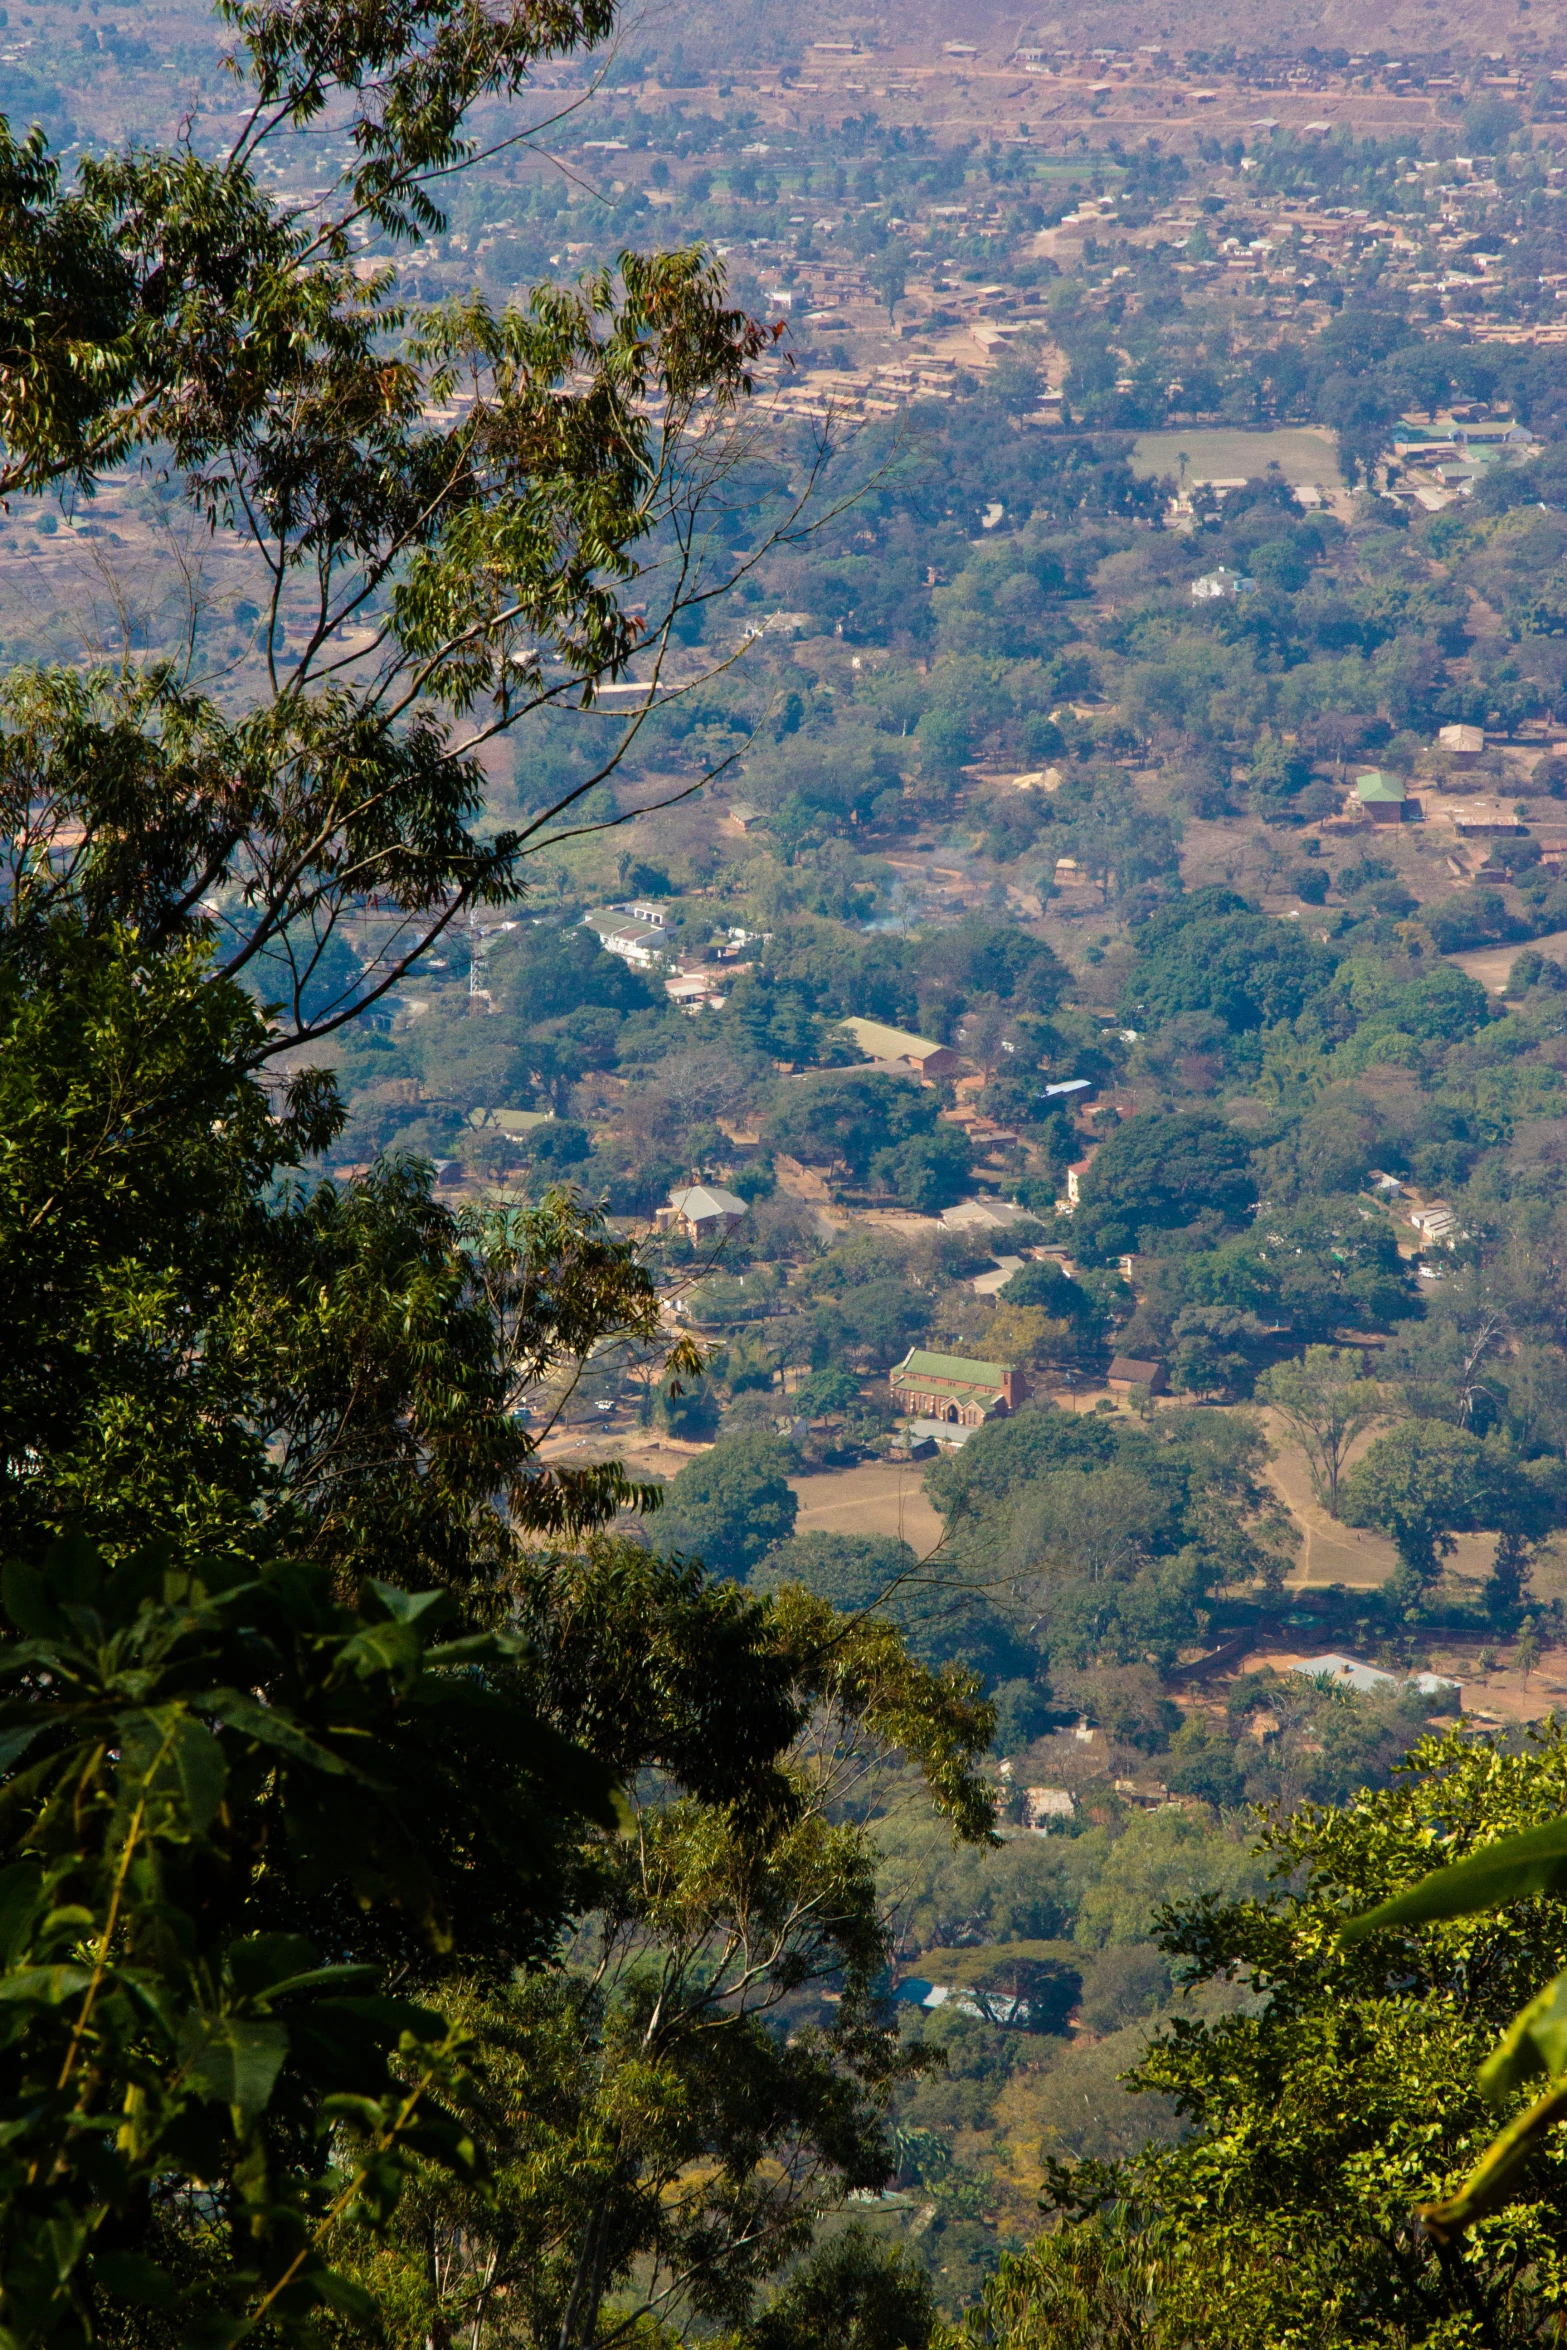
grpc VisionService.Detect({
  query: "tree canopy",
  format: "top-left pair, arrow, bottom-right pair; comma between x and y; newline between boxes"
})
1070,1111 -> 1258,1266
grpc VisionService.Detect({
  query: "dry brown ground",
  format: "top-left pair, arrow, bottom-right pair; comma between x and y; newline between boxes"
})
1446,928 -> 1567,993
788,1460 -> 949,1557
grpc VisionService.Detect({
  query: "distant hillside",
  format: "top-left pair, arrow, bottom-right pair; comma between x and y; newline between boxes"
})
642,0 -> 1567,67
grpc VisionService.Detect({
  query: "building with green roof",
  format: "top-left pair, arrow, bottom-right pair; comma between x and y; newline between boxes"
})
1354,769 -> 1408,825
890,1348 -> 1029,1427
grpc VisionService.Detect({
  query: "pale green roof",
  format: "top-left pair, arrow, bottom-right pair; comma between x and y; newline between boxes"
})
467,1107 -> 552,1134
893,1348 -> 1012,1393
843,1016 -> 949,1063
1355,769 -> 1405,803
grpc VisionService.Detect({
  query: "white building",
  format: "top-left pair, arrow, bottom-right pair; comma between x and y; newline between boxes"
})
1295,1652 -> 1460,1700
1190,566 -> 1257,601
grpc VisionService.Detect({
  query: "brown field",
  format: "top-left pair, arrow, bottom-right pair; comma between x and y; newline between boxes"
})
1446,928 -> 1567,994
789,1461 -> 948,1557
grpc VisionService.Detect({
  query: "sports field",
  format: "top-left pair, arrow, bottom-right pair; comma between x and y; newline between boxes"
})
1129,426 -> 1343,488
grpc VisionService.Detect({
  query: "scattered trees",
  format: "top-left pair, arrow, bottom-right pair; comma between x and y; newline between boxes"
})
1256,1346 -> 1386,1515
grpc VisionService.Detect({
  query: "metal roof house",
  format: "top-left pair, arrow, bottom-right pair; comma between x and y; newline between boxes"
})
655,1184 -> 749,1240
841,1017 -> 959,1079
1295,1652 -> 1459,1700
1354,770 -> 1410,825
941,1197 -> 1041,1237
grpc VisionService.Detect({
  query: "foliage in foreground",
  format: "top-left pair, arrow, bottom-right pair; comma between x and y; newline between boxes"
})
0,1541 -> 620,2348
0,1527 -> 995,2349
980,1726 -> 1567,2349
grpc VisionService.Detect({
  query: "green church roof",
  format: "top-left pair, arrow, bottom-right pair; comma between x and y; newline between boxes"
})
1354,770 -> 1405,803
892,1349 -> 1012,1393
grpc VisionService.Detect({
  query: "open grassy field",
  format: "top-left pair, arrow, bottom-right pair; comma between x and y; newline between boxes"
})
1130,426 -> 1343,488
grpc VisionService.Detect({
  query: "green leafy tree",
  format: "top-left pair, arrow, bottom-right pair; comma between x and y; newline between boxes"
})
999,1261 -> 1109,1347
751,1531 -> 916,1614
869,1127 -> 974,1214
1120,889 -> 1335,1036
658,1432 -> 800,1578
1256,1346 -> 1387,1515
1338,1419 -> 1499,1609
764,1071 -> 948,1187
1187,1208 -> 1419,1345
747,2229 -> 937,2350
0,1540 -> 623,2348
1034,1725 -> 1567,2347
1070,1111 -> 1257,1266
0,922 -> 679,1570
331,1564 -> 995,2350
868,245 -> 909,323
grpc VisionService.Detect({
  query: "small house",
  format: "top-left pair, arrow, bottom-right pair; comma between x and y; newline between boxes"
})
890,1348 -> 1029,1427
1295,1652 -> 1459,1700
1190,567 -> 1257,601
1107,1355 -> 1167,1397
941,1197 -> 1041,1238
1064,1155 -> 1097,1207
841,1017 -> 959,1079
664,973 -> 725,1012
582,911 -> 667,967
1355,771 -> 1409,825
1449,800 -> 1526,837
655,1184 -> 749,1241
1022,1787 -> 1075,1831
1439,722 -> 1486,767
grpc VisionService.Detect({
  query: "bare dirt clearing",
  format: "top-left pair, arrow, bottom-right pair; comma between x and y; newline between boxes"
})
1446,929 -> 1567,992
788,1461 -> 947,1557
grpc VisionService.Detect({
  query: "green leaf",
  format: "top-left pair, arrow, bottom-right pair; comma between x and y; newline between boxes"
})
0,1862 -> 44,1963
47,1536 -> 107,1611
363,1580 -> 450,1629
91,2251 -> 180,2308
202,1688 -> 356,1775
225,1934 -> 319,1998
178,2015 -> 290,2132
0,1963 -> 93,2004
1340,1815 -> 1567,1940
1,1559 -> 66,1640
102,1543 -> 175,1625
1480,1966 -> 1567,2106
226,1933 -> 376,2005
0,1721 -> 44,1776
116,1707 -> 228,1835
311,2265 -> 380,2326
335,1619 -> 423,1685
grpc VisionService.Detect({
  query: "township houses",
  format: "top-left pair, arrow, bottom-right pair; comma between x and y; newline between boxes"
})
890,1348 -> 1028,1426
841,1017 -> 960,1080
